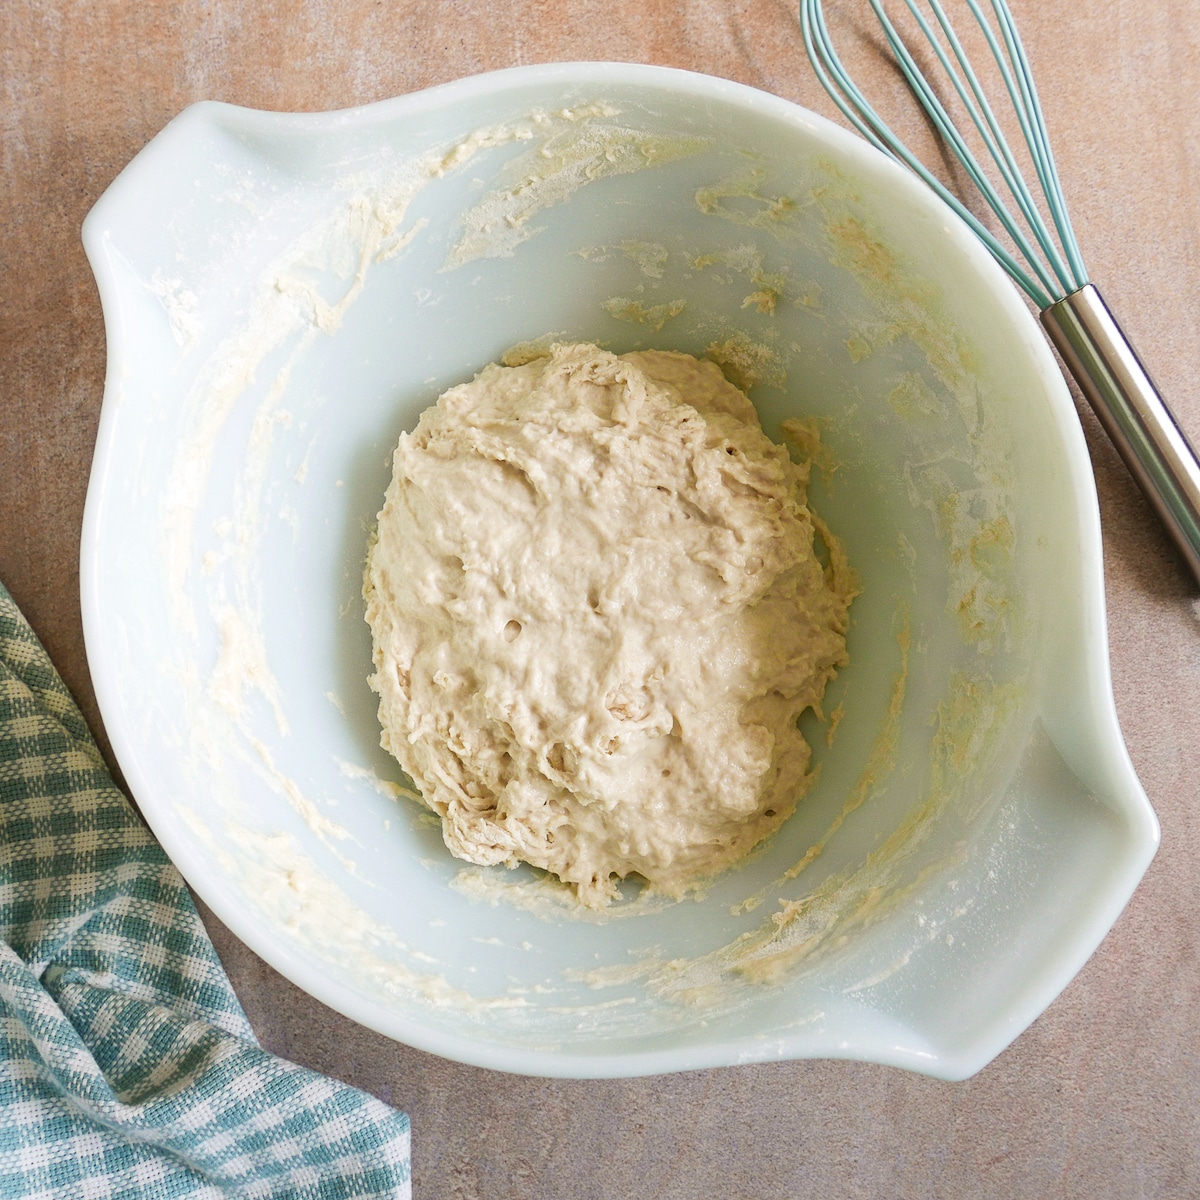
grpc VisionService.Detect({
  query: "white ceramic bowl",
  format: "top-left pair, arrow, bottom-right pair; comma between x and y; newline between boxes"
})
82,63 -> 1158,1080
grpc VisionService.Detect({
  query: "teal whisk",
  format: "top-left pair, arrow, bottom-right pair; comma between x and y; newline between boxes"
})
802,0 -> 1200,586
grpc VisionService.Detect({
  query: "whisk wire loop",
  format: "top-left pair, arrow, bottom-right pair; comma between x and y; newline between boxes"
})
985,0 -> 1087,285
902,1 -> 1027,208
801,0 -> 1088,307
897,0 -> 1077,296
800,0 -> 1044,302
866,0 -> 1067,300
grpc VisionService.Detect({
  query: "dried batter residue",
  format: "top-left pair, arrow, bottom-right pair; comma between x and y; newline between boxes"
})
602,296 -> 687,330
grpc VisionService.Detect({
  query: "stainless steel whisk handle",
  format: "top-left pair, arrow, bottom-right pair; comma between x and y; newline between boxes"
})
1041,284 -> 1200,586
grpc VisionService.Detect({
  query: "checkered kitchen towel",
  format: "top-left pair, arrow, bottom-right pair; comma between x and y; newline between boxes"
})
0,581 -> 411,1198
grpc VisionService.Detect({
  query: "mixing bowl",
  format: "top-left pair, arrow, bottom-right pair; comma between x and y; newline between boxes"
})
81,63 -> 1158,1079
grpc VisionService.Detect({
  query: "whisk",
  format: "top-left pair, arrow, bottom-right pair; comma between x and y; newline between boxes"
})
802,0 -> 1200,586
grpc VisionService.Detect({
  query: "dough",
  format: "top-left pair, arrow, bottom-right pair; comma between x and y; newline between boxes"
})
364,343 -> 856,906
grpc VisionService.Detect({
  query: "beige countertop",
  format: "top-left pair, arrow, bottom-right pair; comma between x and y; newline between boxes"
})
4,2 -> 1199,1195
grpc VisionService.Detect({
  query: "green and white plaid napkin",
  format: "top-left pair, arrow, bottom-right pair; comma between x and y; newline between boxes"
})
0,581 -> 411,1198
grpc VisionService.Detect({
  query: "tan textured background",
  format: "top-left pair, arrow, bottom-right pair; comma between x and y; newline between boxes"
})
4,1 -> 1200,1196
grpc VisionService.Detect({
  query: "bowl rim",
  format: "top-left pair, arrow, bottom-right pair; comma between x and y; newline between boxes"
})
80,59 -> 1159,1080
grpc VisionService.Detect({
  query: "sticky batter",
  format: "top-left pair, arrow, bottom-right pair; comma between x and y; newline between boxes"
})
364,343 -> 856,906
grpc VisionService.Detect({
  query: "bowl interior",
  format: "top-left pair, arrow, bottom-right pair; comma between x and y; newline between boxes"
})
82,65 -> 1156,1078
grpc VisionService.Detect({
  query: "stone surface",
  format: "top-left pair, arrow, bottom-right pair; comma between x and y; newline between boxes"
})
4,1 -> 1199,1196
